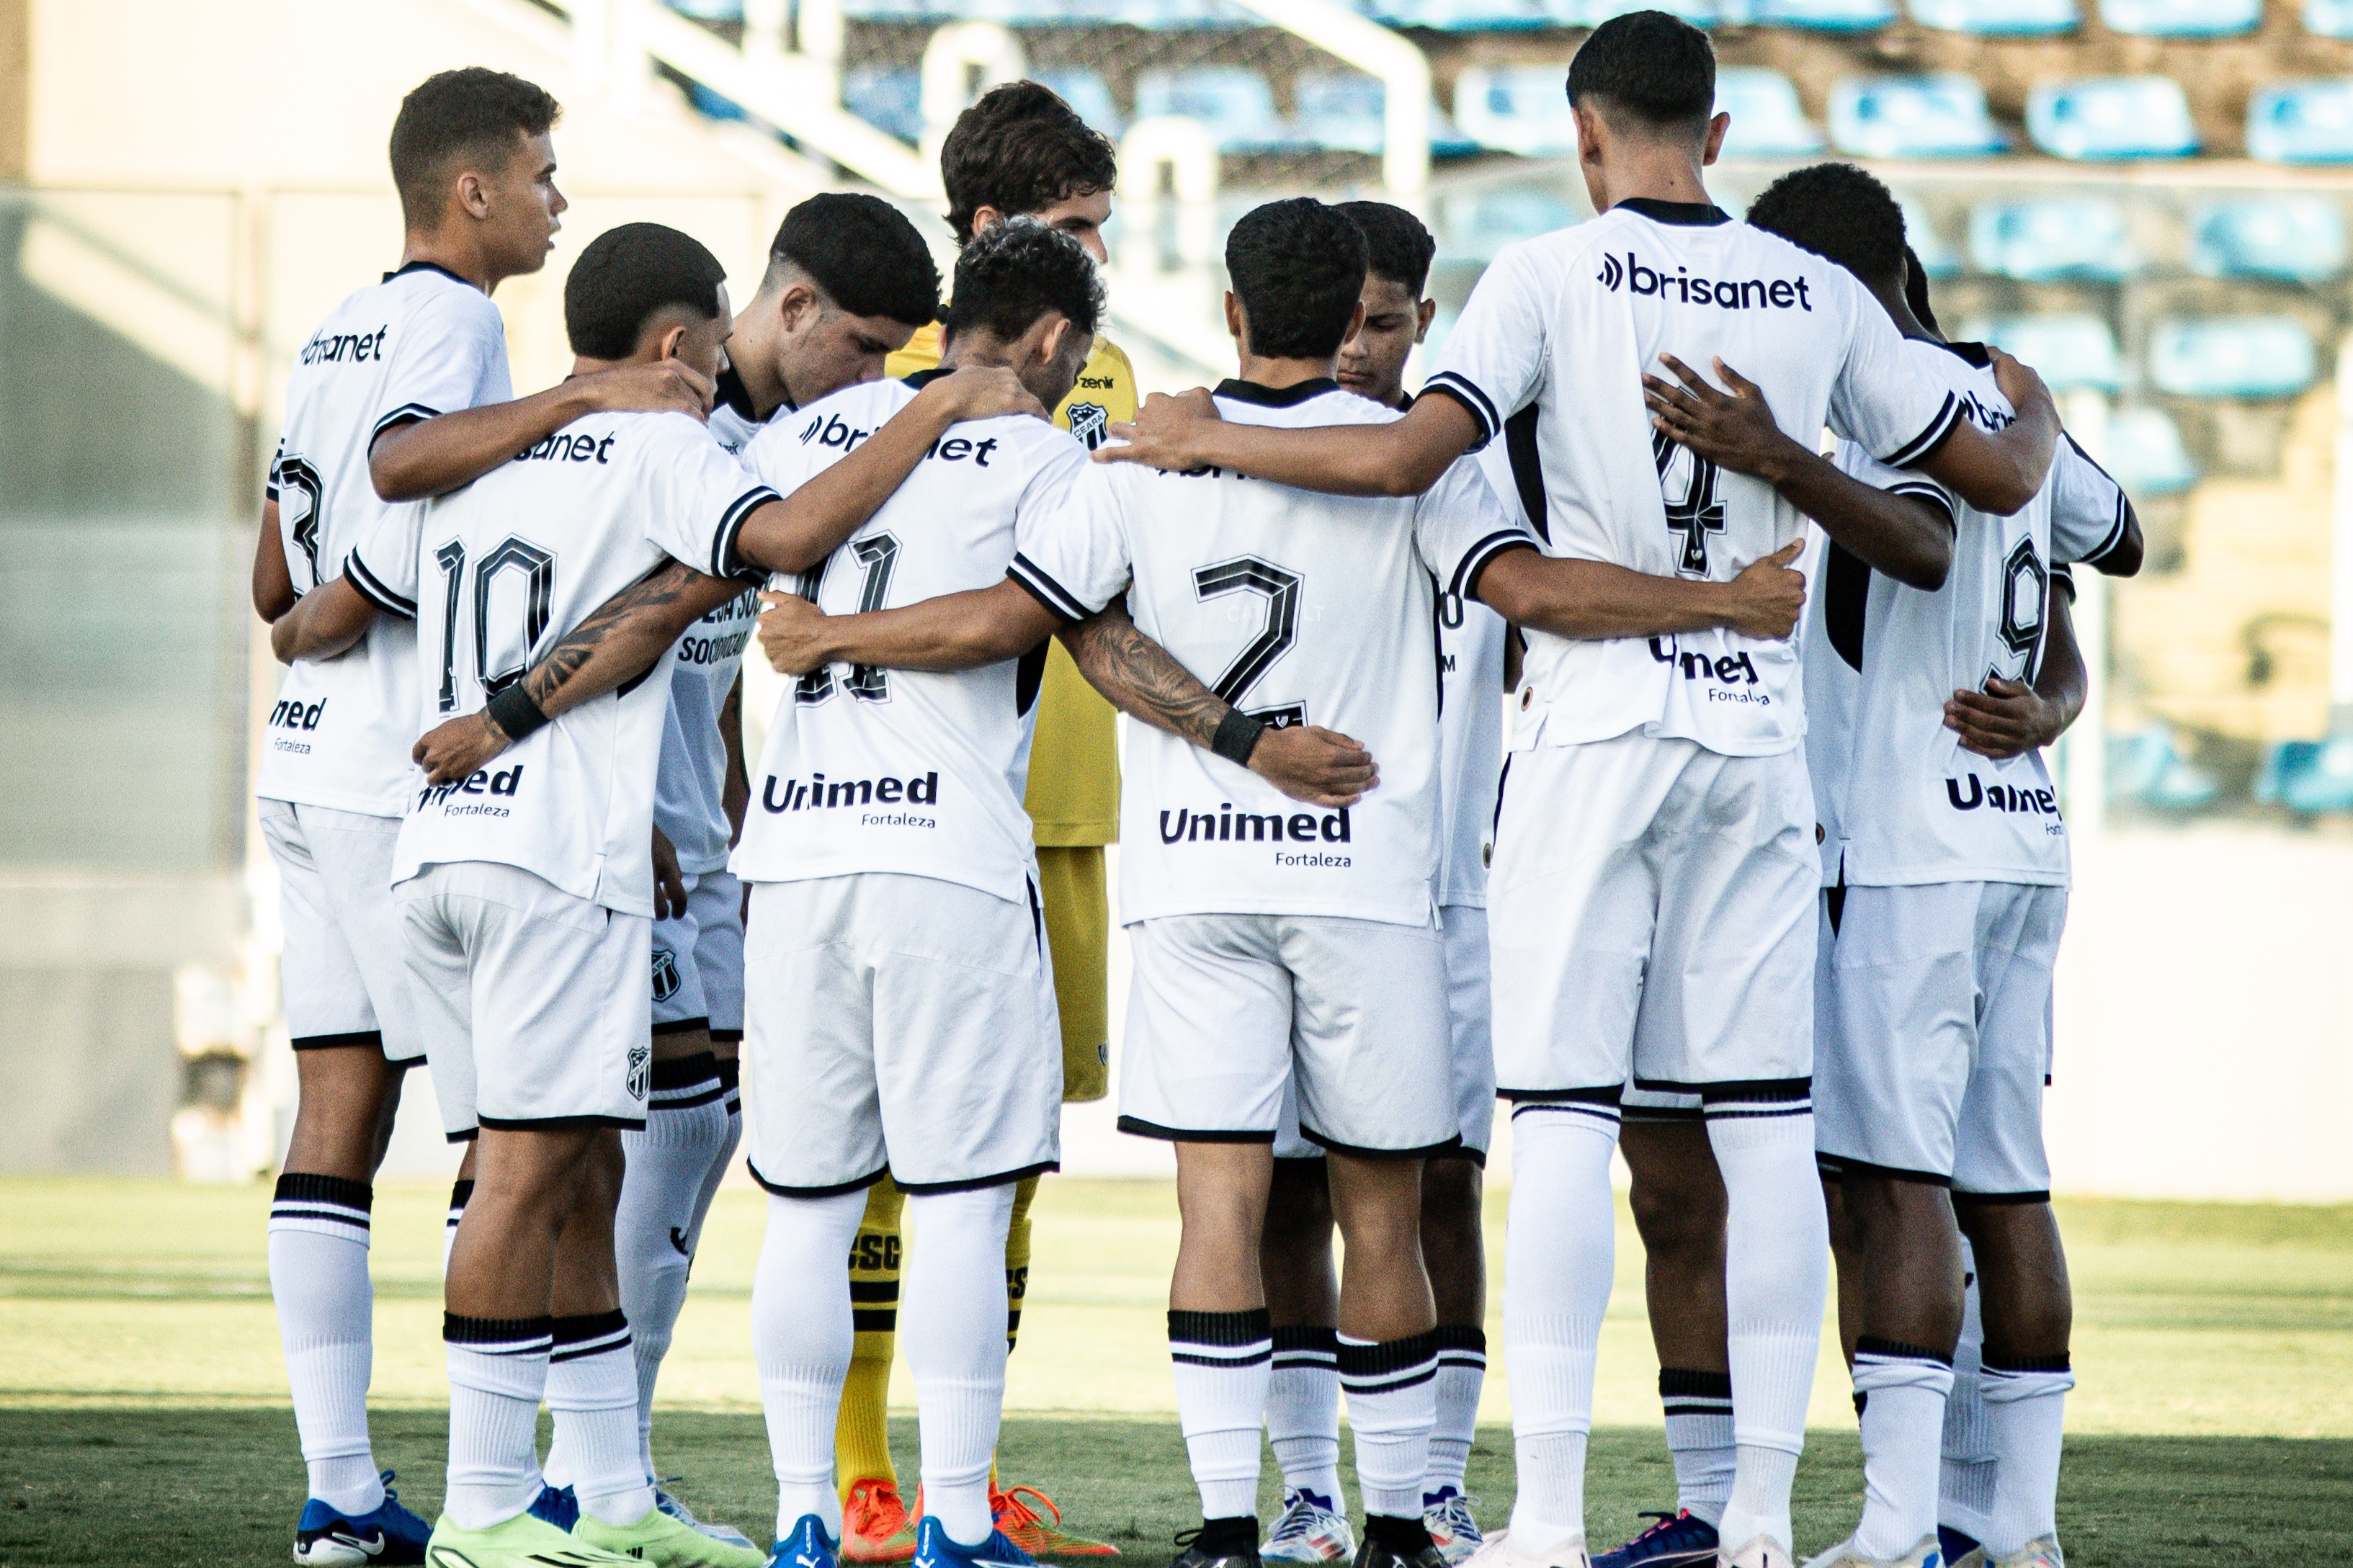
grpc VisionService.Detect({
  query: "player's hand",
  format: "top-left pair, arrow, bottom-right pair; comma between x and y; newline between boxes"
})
413,711 -> 511,785
651,825 -> 689,920
1946,676 -> 2063,759
757,591 -> 836,676
1097,387 -> 1222,471
1248,723 -> 1378,807
1642,354 -> 1801,481
1989,348 -> 2054,419
1722,540 -> 1807,641
577,358 -> 716,421
924,364 -> 1050,424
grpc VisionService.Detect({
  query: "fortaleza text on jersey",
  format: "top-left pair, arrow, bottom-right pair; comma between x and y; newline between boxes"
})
1159,805 -> 1352,845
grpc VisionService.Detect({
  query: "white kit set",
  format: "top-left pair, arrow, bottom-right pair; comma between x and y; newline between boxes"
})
1808,336 -> 2135,1191
1424,199 -> 1963,1099
731,374 -> 1081,1194
1012,377 -> 1532,1155
256,261 -> 513,1061
354,410 -> 776,1135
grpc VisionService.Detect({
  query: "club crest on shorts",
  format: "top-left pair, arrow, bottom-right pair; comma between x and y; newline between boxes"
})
651,946 -> 681,1003
1066,402 -> 1110,450
627,1041 -> 651,1101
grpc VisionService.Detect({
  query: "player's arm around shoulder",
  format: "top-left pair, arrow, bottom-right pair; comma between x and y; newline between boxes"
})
1099,383 -> 1482,498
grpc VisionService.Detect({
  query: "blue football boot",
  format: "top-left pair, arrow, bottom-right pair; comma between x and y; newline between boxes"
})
910,1510 -> 1037,1568
1591,1512 -> 1719,1568
293,1470 -> 433,1566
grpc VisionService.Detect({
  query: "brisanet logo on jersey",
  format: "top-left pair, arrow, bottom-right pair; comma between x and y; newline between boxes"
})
1597,254 -> 1813,312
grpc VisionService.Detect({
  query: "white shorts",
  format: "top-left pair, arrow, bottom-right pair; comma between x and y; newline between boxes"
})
1271,904 -> 1495,1162
259,799 -> 425,1064
1490,735 -> 1817,1105
741,872 -> 1061,1195
1815,880 -> 2064,1196
693,871 -> 745,1039
1122,912 -> 1456,1157
395,861 -> 653,1139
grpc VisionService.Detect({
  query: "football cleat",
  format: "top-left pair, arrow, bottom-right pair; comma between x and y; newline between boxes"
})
1592,1512 -> 1716,1568
1351,1525 -> 1451,1568
1422,1489 -> 1484,1566
1171,1516 -> 1263,1568
1934,1531 -> 1978,1568
571,1500 -> 770,1567
909,1512 -> 1038,1568
293,1471 -> 433,1566
989,1484 -> 1120,1557
1718,1534 -> 1795,1568
842,1477 -> 920,1564
1459,1529 -> 1591,1568
1988,1538 -> 2061,1568
657,1486 -> 762,1551
769,1513 -> 841,1568
421,1509 -> 641,1567
1263,1489 -> 1355,1564
530,1484 -> 583,1532
1796,1536 -> 1940,1568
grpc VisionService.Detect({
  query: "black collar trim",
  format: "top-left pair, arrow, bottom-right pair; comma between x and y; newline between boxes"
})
1613,197 -> 1733,228
903,367 -> 955,391
715,362 -> 762,422
1933,339 -> 1995,369
383,259 -> 474,287
1215,376 -> 1340,408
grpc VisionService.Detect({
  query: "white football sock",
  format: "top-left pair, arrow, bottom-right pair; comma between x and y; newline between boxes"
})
1939,1259 -> 1996,1544
901,1186 -> 1017,1544
686,1059 -> 744,1257
754,1187 -> 866,1541
1339,1332 -> 1438,1520
1981,1360 -> 2072,1556
618,1054 -> 732,1479
1659,1369 -> 1736,1528
1706,1090 -> 1828,1556
1169,1307 -> 1273,1521
548,1312 -> 653,1526
444,1317 -> 554,1531
1426,1326 -> 1486,1500
1851,1340 -> 1955,1558
269,1174 -> 383,1515
1502,1105 -> 1618,1554
1268,1326 -> 1344,1506
443,1177 -> 472,1278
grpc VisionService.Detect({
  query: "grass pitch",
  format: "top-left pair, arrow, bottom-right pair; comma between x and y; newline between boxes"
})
1,1178 -> 2349,1566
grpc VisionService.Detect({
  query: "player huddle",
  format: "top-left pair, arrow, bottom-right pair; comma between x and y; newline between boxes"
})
251,16 -> 2140,1568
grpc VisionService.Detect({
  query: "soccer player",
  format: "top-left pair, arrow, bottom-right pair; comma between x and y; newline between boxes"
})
1651,167 -> 2141,1568
251,67 -> 707,1567
1095,18 -> 2068,1567
1256,201 -> 1499,1568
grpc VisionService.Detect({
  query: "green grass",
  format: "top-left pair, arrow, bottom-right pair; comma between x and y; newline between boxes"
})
0,1179 -> 2349,1564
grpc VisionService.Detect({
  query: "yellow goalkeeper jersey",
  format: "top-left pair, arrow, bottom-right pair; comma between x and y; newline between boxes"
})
886,321 -> 1133,846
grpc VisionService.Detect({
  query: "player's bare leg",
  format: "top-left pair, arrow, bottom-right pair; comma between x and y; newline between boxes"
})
1326,1152 -> 1445,1568
1167,1140 -> 1278,1567
1419,1157 -> 1489,1564
1824,1176 -> 1863,1366
1259,1160 -> 1352,1562
1952,1201 -> 2073,1567
542,1132 -> 642,1523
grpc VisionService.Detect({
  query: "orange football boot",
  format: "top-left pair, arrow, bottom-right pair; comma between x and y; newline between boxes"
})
991,1484 -> 1120,1558
841,1477 -> 919,1564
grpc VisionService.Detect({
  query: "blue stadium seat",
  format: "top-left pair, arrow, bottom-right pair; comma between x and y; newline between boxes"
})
2102,406 -> 2199,495
685,82 -> 749,122
1907,0 -> 2076,32
1903,199 -> 1963,277
1366,0 -> 1556,29
2110,727 -> 2221,812
2027,76 -> 2197,159
1964,314 -> 2122,390
1036,68 -> 1125,138
1829,75 -> 2007,158
1453,66 -> 1579,156
2190,197 -> 2349,282
1439,188 -> 1581,261
1969,200 -> 2138,279
1576,0 -> 1721,24
666,0 -> 744,17
843,67 -> 924,143
2148,317 -> 2318,398
840,0 -> 949,20
2247,80 -> 2353,164
1134,67 -> 1306,152
1292,73 -> 1480,156
2099,0 -> 2257,32
1715,68 -> 1826,156
2305,0 -> 2353,37
1729,0 -> 1898,25
2259,736 -> 2353,814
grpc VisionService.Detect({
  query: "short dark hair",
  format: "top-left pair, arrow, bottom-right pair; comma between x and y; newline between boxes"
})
1903,245 -> 1942,335
1225,199 -> 1368,361
388,68 -> 561,228
1744,162 -> 1908,290
1565,11 -> 1716,131
1338,201 -> 1437,297
943,219 -> 1105,346
768,193 -> 941,329
565,223 -> 730,360
940,81 -> 1118,247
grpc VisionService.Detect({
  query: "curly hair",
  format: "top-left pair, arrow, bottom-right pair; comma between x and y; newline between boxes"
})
940,81 -> 1118,246
1225,199 -> 1369,361
1744,161 -> 1908,291
943,219 -> 1105,346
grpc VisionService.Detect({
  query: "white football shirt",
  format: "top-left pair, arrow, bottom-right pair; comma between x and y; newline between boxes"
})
256,262 -> 512,816
729,375 -> 1086,906
1426,200 -> 1962,758
361,411 -> 777,915
1434,436 -> 1522,910
1805,337 -> 2135,890
1012,378 -> 1532,929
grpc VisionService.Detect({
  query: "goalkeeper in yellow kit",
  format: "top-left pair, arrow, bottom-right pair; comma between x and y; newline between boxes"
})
836,79 -> 1130,1563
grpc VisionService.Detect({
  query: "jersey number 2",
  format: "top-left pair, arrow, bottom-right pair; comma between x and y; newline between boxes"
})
1193,555 -> 1305,728
794,533 -> 901,705
434,537 -> 556,712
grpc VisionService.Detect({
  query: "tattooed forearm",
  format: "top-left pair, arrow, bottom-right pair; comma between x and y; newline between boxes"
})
517,560 -> 741,721
1060,602 -> 1228,748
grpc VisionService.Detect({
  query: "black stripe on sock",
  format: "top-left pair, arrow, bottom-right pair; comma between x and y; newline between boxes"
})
269,1207 -> 374,1229
1983,1352 -> 2072,1374
852,1309 -> 898,1333
849,1281 -> 901,1303
714,1057 -> 741,1089
551,1309 -> 629,1345
651,1052 -> 720,1090
1659,1367 -> 1735,1400
1272,1325 -> 1339,1355
1693,1077 -> 1813,1104
443,1312 -> 553,1348
447,1179 -> 474,1212
1856,1335 -> 1954,1366
650,1085 -> 727,1111
1173,1348 -> 1272,1368
1169,1308 -> 1272,1348
1432,1323 -> 1486,1354
273,1173 -> 373,1211
1336,1330 -> 1439,1379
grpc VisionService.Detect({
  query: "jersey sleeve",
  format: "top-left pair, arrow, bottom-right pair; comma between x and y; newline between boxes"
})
1825,277 -> 1963,471
344,502 -> 421,620
641,418 -> 785,581
1414,456 -> 1537,599
1009,458 -> 1133,624
1836,438 -> 1958,536
373,288 -> 509,441
2046,434 -> 2137,571
1423,241 -> 1553,452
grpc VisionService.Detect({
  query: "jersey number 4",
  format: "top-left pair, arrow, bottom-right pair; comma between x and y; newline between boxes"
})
433,537 -> 555,712
793,533 -> 901,705
1193,555 -> 1305,728
1653,430 -> 1725,576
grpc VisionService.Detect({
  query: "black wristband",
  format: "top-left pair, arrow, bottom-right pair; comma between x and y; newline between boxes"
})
485,683 -> 550,745
1211,708 -> 1265,768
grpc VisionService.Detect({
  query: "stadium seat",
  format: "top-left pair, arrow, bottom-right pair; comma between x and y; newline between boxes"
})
1969,199 -> 2138,279
2190,197 -> 2349,282
2102,406 -> 2199,495
665,0 -> 745,17
2109,727 -> 2222,811
1576,0 -> 1722,24
2148,316 -> 2318,398
2305,0 -> 2353,37
1829,75 -> 2007,158
1134,67 -> 1306,152
1903,199 -> 1963,277
685,82 -> 749,122
1453,66 -> 1579,156
1036,68 -> 1125,138
1963,314 -> 2122,390
1365,0 -> 1556,29
1907,0 -> 2077,33
1728,0 -> 1899,27
1292,73 -> 1479,156
2026,76 -> 2198,159
2247,80 -> 2353,164
843,66 -> 924,143
2259,736 -> 2353,814
1715,68 -> 1826,157
2099,0 -> 2258,32
1439,187 -> 1582,261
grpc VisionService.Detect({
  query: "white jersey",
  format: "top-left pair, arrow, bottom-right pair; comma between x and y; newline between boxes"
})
1012,378 -> 1532,928
730,375 -> 1086,906
1436,437 -> 1522,909
1426,199 -> 1962,758
256,262 -> 512,816
360,411 -> 777,916
1805,337 -> 2135,890
707,364 -> 784,455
